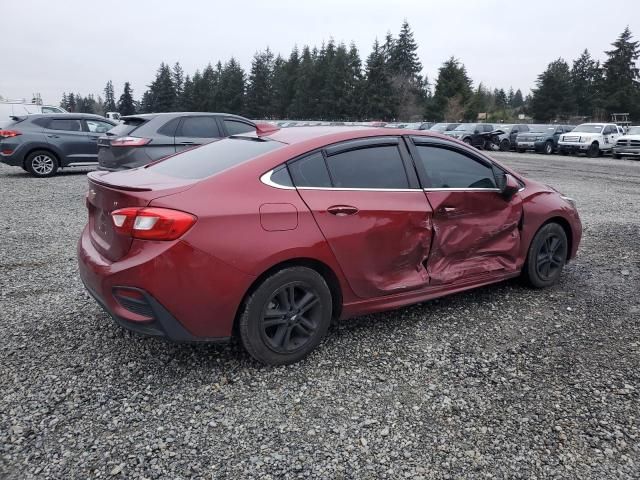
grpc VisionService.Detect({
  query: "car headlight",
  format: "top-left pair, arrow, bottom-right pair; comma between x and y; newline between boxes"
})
580,136 -> 591,142
560,195 -> 576,208
535,136 -> 544,141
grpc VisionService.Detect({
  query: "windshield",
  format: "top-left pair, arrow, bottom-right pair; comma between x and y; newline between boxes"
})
429,123 -> 449,131
454,124 -> 474,132
572,124 -> 604,134
149,137 -> 283,179
626,126 -> 640,135
529,125 -> 556,133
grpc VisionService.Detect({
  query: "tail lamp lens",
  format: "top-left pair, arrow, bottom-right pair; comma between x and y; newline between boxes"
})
0,130 -> 21,138
111,207 -> 196,240
110,136 -> 151,147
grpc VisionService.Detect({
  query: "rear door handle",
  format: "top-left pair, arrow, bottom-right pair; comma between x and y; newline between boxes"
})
47,134 -> 59,139
178,141 -> 196,145
437,206 -> 458,216
327,205 -> 359,216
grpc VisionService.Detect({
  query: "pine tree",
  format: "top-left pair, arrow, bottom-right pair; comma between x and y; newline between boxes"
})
200,63 -> 220,112
67,93 -> 77,112
290,46 -> 315,119
531,58 -> 574,121
512,89 -> 524,108
346,43 -> 364,120
571,49 -> 602,117
270,54 -> 290,119
495,88 -> 508,110
60,93 -> 68,110
246,48 -> 274,118
387,21 -> 424,120
145,63 -> 176,113
181,74 -> 195,111
429,57 -> 472,120
104,80 -> 116,112
507,87 -> 515,106
363,39 -> 395,120
602,27 -> 640,117
118,82 -> 136,116
172,62 -> 185,110
219,58 -> 245,114
389,20 -> 422,77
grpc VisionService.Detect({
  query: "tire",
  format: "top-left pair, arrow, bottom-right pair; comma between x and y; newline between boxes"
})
586,142 -> 599,158
463,137 -> 472,145
522,223 -> 568,288
25,150 -> 58,177
543,140 -> 554,155
239,267 -> 333,365
499,139 -> 510,151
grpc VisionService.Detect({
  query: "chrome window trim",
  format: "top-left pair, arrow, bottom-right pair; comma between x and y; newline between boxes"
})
423,187 -> 500,192
298,186 -> 421,192
259,169 -> 296,190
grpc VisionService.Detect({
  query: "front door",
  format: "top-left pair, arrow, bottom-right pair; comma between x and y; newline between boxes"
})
44,118 -> 90,163
174,116 -> 222,153
289,139 -> 433,299
409,138 -> 523,285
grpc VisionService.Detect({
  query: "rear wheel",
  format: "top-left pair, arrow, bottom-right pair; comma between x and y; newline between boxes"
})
586,142 -> 600,158
239,267 -> 332,365
523,223 -> 568,288
543,140 -> 554,155
499,139 -> 510,151
25,150 -> 58,177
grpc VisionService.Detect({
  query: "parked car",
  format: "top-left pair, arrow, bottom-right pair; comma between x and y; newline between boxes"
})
428,122 -> 460,133
97,112 -> 256,171
78,126 -> 582,365
612,125 -> 640,159
0,114 -> 116,177
516,124 -> 574,154
495,124 -> 530,151
444,123 -> 495,148
1,102 -> 67,128
418,122 -> 435,130
558,123 -> 622,157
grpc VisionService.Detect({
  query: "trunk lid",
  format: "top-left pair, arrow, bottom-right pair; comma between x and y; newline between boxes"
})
86,169 -> 195,262
98,117 -> 148,170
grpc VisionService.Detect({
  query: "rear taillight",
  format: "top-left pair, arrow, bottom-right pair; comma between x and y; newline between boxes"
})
0,130 -> 21,138
111,207 -> 196,241
110,136 -> 151,147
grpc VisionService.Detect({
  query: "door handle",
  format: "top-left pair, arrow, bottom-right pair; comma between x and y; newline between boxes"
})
178,141 -> 196,145
47,134 -> 59,139
327,205 -> 358,216
437,206 -> 458,216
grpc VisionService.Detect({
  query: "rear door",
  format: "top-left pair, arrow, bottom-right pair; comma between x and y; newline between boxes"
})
43,118 -> 90,163
174,116 -> 222,152
83,119 -> 115,162
290,137 -> 433,299
221,118 -> 256,136
409,137 -> 523,285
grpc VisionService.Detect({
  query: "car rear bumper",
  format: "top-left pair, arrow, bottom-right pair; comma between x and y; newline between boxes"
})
77,225 -> 255,341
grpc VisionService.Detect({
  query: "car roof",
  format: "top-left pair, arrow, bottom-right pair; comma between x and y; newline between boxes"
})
122,112 -> 254,122
22,113 -> 111,121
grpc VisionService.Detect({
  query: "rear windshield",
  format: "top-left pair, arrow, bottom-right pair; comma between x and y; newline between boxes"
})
108,118 -> 147,136
454,124 -> 474,131
149,137 -> 283,179
529,125 -> 556,133
572,124 -> 604,133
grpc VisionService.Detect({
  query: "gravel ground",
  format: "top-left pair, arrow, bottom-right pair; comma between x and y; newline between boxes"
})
1,152 -> 639,479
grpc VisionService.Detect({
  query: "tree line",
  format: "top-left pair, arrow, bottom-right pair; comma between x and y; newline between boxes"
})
59,23 -> 640,123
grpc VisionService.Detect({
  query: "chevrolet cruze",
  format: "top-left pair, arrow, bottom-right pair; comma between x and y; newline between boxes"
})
78,126 -> 582,365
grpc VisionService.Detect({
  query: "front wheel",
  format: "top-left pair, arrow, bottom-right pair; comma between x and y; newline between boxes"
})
543,141 -> 554,155
523,223 -> 568,288
25,150 -> 58,177
586,142 -> 600,158
239,267 -> 332,365
499,139 -> 510,151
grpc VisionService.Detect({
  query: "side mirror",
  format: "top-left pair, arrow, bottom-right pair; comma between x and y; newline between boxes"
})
501,173 -> 520,199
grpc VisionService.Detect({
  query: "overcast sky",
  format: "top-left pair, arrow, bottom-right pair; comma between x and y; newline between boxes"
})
2,0 -> 639,106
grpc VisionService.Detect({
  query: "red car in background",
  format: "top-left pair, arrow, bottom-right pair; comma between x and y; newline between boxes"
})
78,126 -> 582,365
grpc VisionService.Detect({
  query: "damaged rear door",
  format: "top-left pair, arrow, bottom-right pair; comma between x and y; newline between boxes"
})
409,137 -> 523,285
289,137 -> 433,299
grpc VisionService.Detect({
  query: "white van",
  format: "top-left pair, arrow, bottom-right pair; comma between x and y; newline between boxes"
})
0,102 -> 68,127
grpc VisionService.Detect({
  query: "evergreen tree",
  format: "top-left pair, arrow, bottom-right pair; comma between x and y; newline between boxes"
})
60,93 -> 68,110
118,82 -> 136,116
219,58 -> 245,114
290,46 -> 315,119
145,63 -> 176,112
507,87 -> 514,106
602,27 -> 640,117
200,63 -> 220,111
67,93 -> 77,112
346,43 -> 364,119
570,49 -> 602,117
495,88 -> 508,109
428,57 -> 472,120
104,80 -> 116,112
172,62 -> 185,110
362,39 -> 395,120
512,89 -> 524,108
388,21 -> 424,120
181,74 -> 195,111
270,54 -> 290,118
246,48 -> 274,118
531,58 -> 574,121
389,20 -> 422,77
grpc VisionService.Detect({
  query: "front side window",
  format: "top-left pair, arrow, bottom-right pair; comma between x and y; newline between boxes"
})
47,119 -> 82,131
325,145 -> 409,189
224,120 -> 255,136
85,119 -> 113,133
415,145 -> 497,189
179,116 -> 221,138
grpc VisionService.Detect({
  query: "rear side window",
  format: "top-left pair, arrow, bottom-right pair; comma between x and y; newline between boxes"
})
415,146 -> 497,189
325,146 -> 409,189
179,116 -> 221,138
289,152 -> 332,188
224,120 -> 255,135
157,117 -> 181,137
108,119 -> 146,137
149,138 -> 282,179
47,119 -> 82,131
85,119 -> 113,133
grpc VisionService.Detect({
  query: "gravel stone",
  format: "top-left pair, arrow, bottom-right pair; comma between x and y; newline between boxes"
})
1,152 -> 639,479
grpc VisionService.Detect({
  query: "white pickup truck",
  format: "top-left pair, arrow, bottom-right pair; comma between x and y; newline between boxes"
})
558,123 -> 623,157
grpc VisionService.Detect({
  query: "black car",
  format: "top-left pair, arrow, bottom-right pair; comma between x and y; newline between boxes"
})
516,124 -> 575,154
98,112 -> 257,171
0,114 -> 116,177
444,123 -> 494,148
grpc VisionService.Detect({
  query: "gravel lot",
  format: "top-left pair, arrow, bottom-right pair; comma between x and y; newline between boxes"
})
1,152 -> 639,479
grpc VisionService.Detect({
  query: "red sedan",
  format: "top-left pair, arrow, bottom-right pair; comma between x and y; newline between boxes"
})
78,126 -> 582,365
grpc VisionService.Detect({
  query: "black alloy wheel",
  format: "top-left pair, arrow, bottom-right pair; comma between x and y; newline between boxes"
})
523,223 -> 568,288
